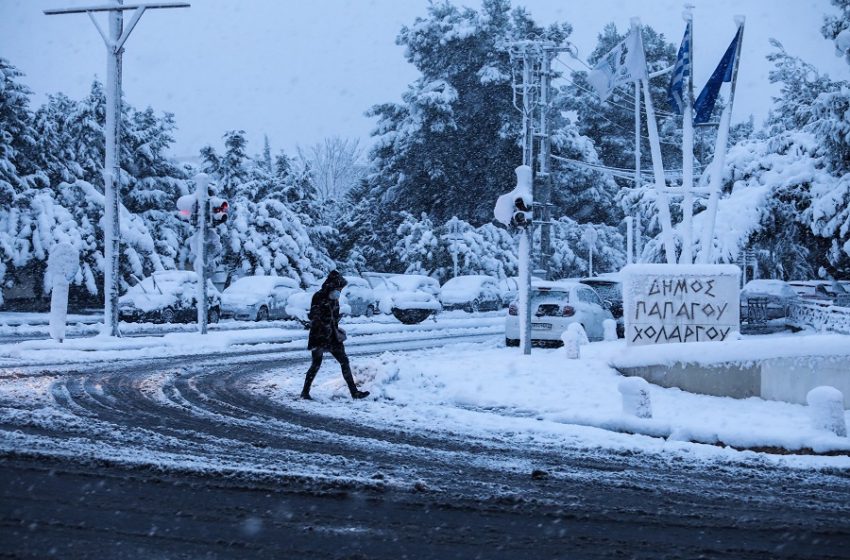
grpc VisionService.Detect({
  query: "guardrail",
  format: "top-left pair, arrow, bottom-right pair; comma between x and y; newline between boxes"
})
787,301 -> 850,335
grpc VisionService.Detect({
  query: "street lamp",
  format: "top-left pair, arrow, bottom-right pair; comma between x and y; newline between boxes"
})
45,0 -> 190,336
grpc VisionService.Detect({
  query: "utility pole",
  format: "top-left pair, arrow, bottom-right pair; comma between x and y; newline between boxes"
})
537,49 -> 552,281
519,46 -> 535,356
195,174 -> 210,335
45,0 -> 190,337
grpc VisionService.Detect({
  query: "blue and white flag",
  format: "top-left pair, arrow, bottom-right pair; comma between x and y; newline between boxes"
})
694,27 -> 742,124
587,28 -> 648,100
667,21 -> 692,115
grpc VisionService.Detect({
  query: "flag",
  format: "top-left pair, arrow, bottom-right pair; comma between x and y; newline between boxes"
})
667,21 -> 692,114
694,27 -> 742,124
587,27 -> 648,100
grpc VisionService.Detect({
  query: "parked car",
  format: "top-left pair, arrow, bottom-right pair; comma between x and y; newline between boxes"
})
440,275 -> 501,312
739,279 -> 800,332
119,270 -> 222,324
788,280 -> 850,307
221,275 -> 301,321
341,276 -> 376,317
383,274 -> 442,324
361,272 -> 395,314
497,277 -> 520,307
579,277 -> 624,337
285,284 -> 352,328
505,280 -> 614,346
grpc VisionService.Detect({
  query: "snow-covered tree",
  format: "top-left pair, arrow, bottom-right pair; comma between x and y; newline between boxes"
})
0,58 -> 36,204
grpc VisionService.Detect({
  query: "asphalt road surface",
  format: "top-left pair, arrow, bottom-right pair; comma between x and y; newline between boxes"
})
1,340 -> 849,559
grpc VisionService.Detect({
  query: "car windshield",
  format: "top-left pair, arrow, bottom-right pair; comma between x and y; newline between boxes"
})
531,289 -> 569,302
130,275 -> 185,296
443,277 -> 486,290
389,276 -> 434,291
581,282 -> 620,302
224,276 -> 290,295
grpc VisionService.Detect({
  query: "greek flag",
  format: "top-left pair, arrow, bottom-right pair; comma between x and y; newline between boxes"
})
694,27 -> 742,124
667,21 -> 692,115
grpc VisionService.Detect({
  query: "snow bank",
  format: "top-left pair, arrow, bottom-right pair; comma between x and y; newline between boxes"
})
257,334 -> 850,460
611,333 -> 850,368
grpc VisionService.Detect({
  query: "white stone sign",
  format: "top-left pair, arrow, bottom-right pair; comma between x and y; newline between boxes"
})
622,264 -> 740,346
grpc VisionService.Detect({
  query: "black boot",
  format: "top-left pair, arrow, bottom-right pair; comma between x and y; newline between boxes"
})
301,370 -> 317,400
341,364 -> 369,400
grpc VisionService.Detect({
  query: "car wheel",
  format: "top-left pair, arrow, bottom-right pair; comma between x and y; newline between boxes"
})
256,306 -> 269,322
161,307 -> 175,323
365,304 -> 375,317
505,338 -> 519,347
392,308 -> 431,324
208,307 -> 220,324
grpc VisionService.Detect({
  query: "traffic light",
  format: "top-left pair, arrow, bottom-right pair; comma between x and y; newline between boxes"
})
511,196 -> 532,229
209,197 -> 229,226
176,194 -> 197,221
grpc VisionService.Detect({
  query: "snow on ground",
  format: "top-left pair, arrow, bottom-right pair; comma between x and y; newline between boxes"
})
254,333 -> 850,465
0,311 -> 504,365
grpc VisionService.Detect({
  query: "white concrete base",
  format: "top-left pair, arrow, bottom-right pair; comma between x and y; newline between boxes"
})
762,356 -> 850,408
616,354 -> 850,409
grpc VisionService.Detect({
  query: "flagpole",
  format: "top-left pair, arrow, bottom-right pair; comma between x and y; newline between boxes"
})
681,10 -> 695,264
698,18 -> 745,264
634,19 -> 676,264
634,79 -> 641,265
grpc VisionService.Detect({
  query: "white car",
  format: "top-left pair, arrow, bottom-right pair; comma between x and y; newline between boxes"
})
440,275 -> 501,312
342,276 -> 376,317
383,274 -> 442,324
221,275 -> 302,321
119,270 -> 222,324
286,286 -> 352,328
505,281 -> 614,346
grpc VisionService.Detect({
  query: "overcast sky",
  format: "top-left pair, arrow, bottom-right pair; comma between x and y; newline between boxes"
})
2,0 -> 847,160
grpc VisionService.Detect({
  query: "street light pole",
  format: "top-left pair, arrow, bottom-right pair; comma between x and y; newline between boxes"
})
45,1 -> 191,337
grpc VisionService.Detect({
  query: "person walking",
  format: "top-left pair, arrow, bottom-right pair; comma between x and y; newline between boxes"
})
301,270 -> 370,400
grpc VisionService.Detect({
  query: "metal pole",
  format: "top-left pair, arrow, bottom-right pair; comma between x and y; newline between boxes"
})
538,50 -> 552,280
44,0 -> 190,337
699,20 -> 745,264
680,13 -> 695,265
102,0 -> 123,337
195,174 -> 209,334
633,78 -> 641,268
626,216 -> 634,265
521,51 -> 533,356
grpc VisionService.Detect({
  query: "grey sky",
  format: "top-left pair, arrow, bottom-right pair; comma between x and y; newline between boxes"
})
2,0 -> 847,160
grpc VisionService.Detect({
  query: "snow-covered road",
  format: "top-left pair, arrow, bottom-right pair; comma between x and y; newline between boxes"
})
0,322 -> 850,558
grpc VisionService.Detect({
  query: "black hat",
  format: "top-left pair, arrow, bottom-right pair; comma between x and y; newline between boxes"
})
323,270 -> 347,291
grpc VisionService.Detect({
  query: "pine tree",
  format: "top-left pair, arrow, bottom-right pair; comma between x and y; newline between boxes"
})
0,58 -> 36,204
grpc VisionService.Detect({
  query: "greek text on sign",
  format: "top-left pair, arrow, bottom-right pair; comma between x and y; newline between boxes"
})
622,264 -> 741,346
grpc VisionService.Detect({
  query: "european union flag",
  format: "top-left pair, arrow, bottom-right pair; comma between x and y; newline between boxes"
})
668,22 -> 692,115
694,27 -> 742,124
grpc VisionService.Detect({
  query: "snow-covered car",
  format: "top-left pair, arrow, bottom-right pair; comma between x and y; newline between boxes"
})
119,270 -> 222,324
220,275 -> 301,321
740,279 -> 800,332
361,272 -> 395,314
383,274 -> 442,324
505,281 -> 614,346
342,275 -> 376,317
285,286 -> 352,328
497,277 -> 520,307
439,275 -> 501,312
579,277 -> 624,338
788,280 -> 850,307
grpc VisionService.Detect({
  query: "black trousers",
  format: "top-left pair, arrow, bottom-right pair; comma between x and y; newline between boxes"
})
306,345 -> 350,375
303,345 -> 357,395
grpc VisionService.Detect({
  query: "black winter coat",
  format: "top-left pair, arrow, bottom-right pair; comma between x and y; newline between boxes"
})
307,272 -> 347,350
